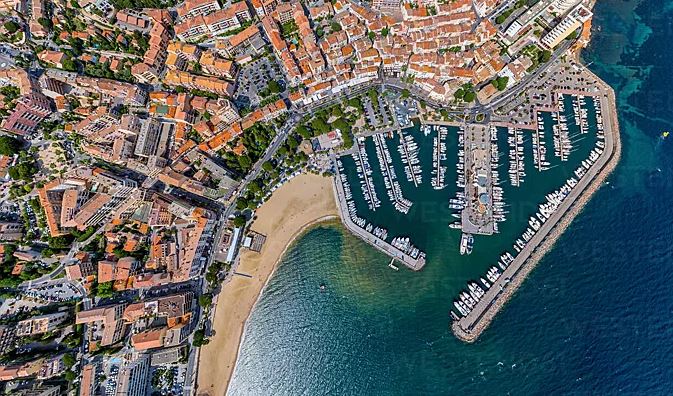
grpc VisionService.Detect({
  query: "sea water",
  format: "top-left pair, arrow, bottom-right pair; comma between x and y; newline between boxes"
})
229,1 -> 673,393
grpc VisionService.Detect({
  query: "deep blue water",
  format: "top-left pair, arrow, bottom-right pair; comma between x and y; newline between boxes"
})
229,1 -> 673,394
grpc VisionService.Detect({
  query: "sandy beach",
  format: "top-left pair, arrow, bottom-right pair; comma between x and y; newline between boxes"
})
196,173 -> 337,396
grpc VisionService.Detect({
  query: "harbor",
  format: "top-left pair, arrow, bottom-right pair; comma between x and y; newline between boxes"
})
451,68 -> 621,342
427,124 -> 448,190
327,61 -> 620,342
333,155 -> 426,270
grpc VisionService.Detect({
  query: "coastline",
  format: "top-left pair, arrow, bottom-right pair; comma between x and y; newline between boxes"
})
196,173 -> 338,396
452,70 -> 622,341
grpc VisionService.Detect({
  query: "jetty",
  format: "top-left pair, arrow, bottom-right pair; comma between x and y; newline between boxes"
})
452,70 -> 621,342
373,133 -> 412,214
461,124 -> 495,236
397,129 -> 422,187
353,140 -> 380,211
332,155 -> 426,271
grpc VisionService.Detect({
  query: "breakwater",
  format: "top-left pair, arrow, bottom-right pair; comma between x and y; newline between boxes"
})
452,70 -> 621,342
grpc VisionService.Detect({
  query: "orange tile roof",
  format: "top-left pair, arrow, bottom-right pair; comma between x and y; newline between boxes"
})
98,261 -> 115,283
131,328 -> 166,350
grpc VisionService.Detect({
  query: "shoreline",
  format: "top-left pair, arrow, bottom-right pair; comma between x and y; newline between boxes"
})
196,173 -> 338,396
452,70 -> 622,342
224,214 -> 338,395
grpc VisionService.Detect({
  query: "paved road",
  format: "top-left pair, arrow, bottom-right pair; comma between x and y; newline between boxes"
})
190,46 -> 583,391
486,40 -> 573,110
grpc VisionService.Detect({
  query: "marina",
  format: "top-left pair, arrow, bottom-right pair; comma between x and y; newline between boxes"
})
328,63 -> 619,342
508,127 -> 526,187
353,139 -> 380,211
532,115 -> 549,172
452,74 -> 620,342
552,95 -> 572,162
397,129 -> 423,188
428,124 -> 448,190
372,133 -> 413,214
333,154 -> 426,270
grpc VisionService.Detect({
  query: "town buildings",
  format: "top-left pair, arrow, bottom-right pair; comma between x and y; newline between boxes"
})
16,312 -> 69,337
0,0 -> 598,393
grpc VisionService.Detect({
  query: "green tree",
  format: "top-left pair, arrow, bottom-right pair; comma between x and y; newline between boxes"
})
62,353 -> 76,368
3,21 -> 19,34
463,91 -> 476,102
237,154 -> 252,170
268,80 -> 282,94
94,281 -> 114,298
332,118 -> 350,133
296,125 -> 312,139
199,294 -> 213,308
311,118 -> 330,134
491,76 -> 509,91
64,370 -> 76,382
192,329 -> 209,347
262,161 -> 274,172
8,161 -> 37,181
232,216 -> 246,228
61,58 -> 78,72
331,106 -> 343,118
37,17 -> 52,30
0,135 -> 22,156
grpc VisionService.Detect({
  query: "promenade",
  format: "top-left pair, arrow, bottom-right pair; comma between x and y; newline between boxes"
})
452,69 -> 621,342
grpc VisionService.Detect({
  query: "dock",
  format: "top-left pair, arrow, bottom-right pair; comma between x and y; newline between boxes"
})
452,70 -> 620,342
461,124 -> 495,236
332,160 -> 426,271
353,140 -> 380,211
397,129 -> 421,187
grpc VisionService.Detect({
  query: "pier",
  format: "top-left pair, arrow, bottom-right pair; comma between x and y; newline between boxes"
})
353,140 -> 380,211
397,130 -> 422,187
430,125 -> 447,190
461,124 -> 495,236
452,71 -> 621,342
532,120 -> 548,172
332,156 -> 426,271
373,133 -> 412,213
508,127 -> 525,187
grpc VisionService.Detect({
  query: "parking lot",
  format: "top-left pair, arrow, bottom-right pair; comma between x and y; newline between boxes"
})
362,93 -> 393,129
233,56 -> 286,109
23,278 -> 85,304
150,364 -> 187,395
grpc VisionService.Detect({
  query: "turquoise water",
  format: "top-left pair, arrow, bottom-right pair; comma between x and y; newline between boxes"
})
229,1 -> 673,394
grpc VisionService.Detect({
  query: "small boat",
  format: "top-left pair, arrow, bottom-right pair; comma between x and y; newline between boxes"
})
320,284 -> 326,291
459,233 -> 473,255
388,259 -> 399,271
